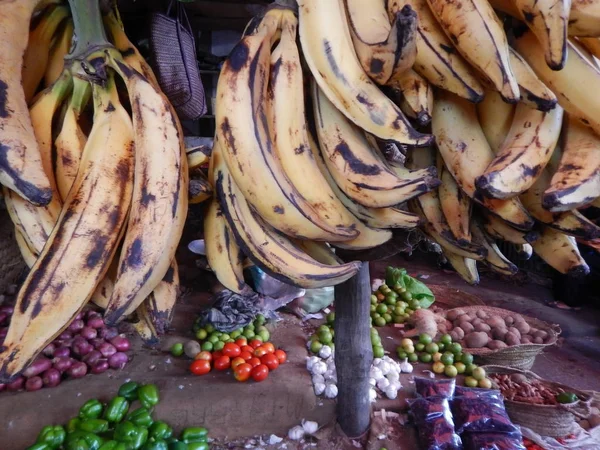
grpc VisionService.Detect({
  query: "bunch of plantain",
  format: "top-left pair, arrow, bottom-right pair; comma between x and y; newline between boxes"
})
206,0 -> 600,293
0,0 -> 189,380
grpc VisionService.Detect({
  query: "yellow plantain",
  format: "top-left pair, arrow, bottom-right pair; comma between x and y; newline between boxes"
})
188,170 -> 212,204
509,48 -> 558,111
515,243 -> 534,260
577,37 -> 600,60
442,250 -> 480,285
477,103 -> 564,199
543,116 -> 600,211
482,212 -> 540,244
439,165 -> 472,243
387,69 -> 433,126
133,304 -> 159,345
144,260 -> 179,335
44,19 -> 73,87
477,90 -> 515,153
186,145 -> 211,170
293,241 -> 343,266
297,0 -> 431,145
0,74 -> 135,380
532,227 -> 590,275
471,220 -> 518,275
14,227 -> 38,269
569,0 -> 600,37
103,55 -> 188,325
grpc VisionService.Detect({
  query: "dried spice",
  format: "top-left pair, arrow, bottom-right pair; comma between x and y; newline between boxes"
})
415,377 -> 456,399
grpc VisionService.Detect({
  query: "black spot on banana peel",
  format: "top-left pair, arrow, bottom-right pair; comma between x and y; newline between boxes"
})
525,92 -> 558,112
124,238 -> 143,270
370,58 -> 385,75
104,102 -> 116,113
86,234 -> 109,268
0,79 -> 10,118
228,41 -> 251,72
334,141 -> 381,176
121,47 -> 136,58
324,40 -> 349,85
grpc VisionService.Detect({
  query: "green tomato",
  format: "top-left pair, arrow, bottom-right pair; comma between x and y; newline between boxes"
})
419,352 -> 432,363
454,362 -> 466,374
464,376 -> 479,388
258,330 -> 270,342
392,315 -> 404,324
472,367 -> 486,381
207,335 -> 219,345
397,301 -> 408,309
370,304 -> 377,313
376,304 -> 388,315
219,334 -> 230,342
444,365 -> 458,378
170,343 -> 183,357
382,313 -> 392,323
374,317 -> 386,327
396,349 -> 408,359
408,299 -> 420,310
255,314 -> 266,325
440,352 -> 454,366
461,353 -> 474,365
318,330 -> 333,344
213,341 -> 225,351
326,312 -> 335,324
415,343 -> 425,352
393,306 -> 405,315
405,308 -> 414,315
195,329 -> 207,341
370,295 -> 378,305
204,324 -> 215,333
425,343 -> 439,354
243,329 -> 255,339
230,330 -> 241,339
371,333 -> 381,345
401,291 -> 413,302
408,352 -> 419,363
464,364 -> 477,376
437,343 -> 446,352
310,341 -> 323,353
439,334 -> 452,345
201,341 -> 213,352
373,345 -> 385,358
449,343 -> 462,355
385,296 -> 397,306
318,325 -> 330,333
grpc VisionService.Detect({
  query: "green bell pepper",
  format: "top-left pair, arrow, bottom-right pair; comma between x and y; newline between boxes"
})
67,418 -> 82,433
186,443 -> 208,450
114,421 -> 148,448
65,431 -> 104,450
149,421 -> 173,440
36,425 -> 66,449
26,444 -> 51,450
79,399 -> 104,420
141,441 -> 168,450
167,443 -> 187,450
98,441 -> 128,450
180,427 -> 208,443
127,407 -> 154,428
130,427 -> 149,449
103,396 -> 129,423
137,384 -> 159,409
78,419 -> 109,434
118,381 -> 139,401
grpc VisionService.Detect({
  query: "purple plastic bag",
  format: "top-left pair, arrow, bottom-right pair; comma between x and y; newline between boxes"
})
410,397 -> 463,450
462,432 -> 526,450
451,391 -> 519,435
415,377 -> 456,399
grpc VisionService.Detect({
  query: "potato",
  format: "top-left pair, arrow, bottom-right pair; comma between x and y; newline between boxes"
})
465,331 -> 489,348
449,330 -> 462,342
504,316 -> 514,326
486,317 -> 506,330
514,320 -> 530,335
533,330 -> 548,340
507,327 -> 522,340
476,310 -> 489,320
452,327 -> 465,340
472,318 -> 483,328
505,332 -> 521,346
463,313 -> 475,322
487,340 -> 508,350
491,327 -> 507,341
447,310 -> 465,321
474,322 -> 491,333
513,314 -> 525,323
533,336 -> 544,344
521,335 -> 532,344
459,321 -> 475,334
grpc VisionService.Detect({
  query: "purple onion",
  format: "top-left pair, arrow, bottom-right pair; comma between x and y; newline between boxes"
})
72,340 -> 93,357
25,376 -> 43,392
0,383 -> 5,392
100,327 -> 119,340
53,347 -> 71,359
56,338 -> 73,348
110,335 -> 130,352
89,338 -> 106,349
23,357 -> 52,378
86,310 -> 101,320
0,328 -> 7,340
42,343 -> 56,357
98,342 -> 117,358
87,316 -> 105,329
90,359 -> 109,374
67,361 -> 87,378
42,368 -> 61,388
53,357 -> 74,373
80,326 -> 97,340
0,312 -> 7,325
57,330 -> 73,341
82,350 -> 102,366
108,352 -> 128,370
68,319 -> 85,333
0,305 -> 14,315
7,376 -> 24,391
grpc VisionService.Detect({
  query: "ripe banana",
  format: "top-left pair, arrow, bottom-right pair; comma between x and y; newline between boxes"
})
531,227 -> 590,275
297,0 -> 431,145
577,37 -> 600,64
432,90 -> 534,230
22,5 -> 69,103
514,31 -> 600,135
0,75 -> 135,380
388,0 -> 484,102
213,147 -> 362,288
189,171 -> 212,204
442,251 -> 480,285
509,48 -> 558,111
515,243 -> 534,260
521,169 -> 600,238
425,0 -> 520,102
477,90 -> 515,153
133,304 -> 159,345
55,77 -> 90,201
14,227 -> 38,268
293,241 -> 343,266
477,103 -> 564,199
482,213 -> 540,244
543,116 -> 600,211
438,165 -> 472,243
569,0 -> 600,37
0,0 -> 53,206
346,0 -> 417,84
104,56 -> 188,326
44,19 -> 73,87
471,220 -> 518,275
268,13 -> 359,237
186,145 -> 211,170
144,260 -> 179,335
204,195 -> 248,294
313,82 -> 439,208
387,69 -> 433,126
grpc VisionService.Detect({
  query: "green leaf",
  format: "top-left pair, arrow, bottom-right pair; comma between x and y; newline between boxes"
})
402,274 -> 435,308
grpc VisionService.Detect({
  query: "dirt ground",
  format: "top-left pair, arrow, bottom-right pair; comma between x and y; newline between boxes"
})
1,252 -> 599,449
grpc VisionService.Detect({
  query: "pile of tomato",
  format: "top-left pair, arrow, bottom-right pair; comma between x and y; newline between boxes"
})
189,337 -> 287,382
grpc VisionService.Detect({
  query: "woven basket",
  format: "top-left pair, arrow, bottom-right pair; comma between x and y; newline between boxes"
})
428,285 -> 485,310
483,365 -> 592,437
443,306 -> 560,370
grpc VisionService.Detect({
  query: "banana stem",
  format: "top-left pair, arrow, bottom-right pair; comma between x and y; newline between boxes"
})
67,0 -> 112,60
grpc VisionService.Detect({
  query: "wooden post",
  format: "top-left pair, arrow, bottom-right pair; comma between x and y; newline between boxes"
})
334,262 -> 372,438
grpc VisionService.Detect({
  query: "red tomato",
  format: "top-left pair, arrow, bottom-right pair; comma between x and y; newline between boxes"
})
274,349 -> 287,364
231,357 -> 246,370
261,353 -> 279,371
248,357 -> 261,368
222,343 -> 241,358
251,364 -> 269,382
235,337 -> 248,347
212,350 -> 224,360
249,339 -> 263,349
261,342 -> 275,354
195,351 -> 212,361
234,363 -> 252,382
254,346 -> 269,358
239,351 -> 253,361
241,345 -> 254,354
214,355 -> 231,371
189,359 -> 211,375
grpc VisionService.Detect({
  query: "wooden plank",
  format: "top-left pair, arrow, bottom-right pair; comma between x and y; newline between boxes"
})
334,262 -> 372,438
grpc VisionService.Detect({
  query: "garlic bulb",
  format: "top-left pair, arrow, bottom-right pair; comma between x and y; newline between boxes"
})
388,380 -> 401,391
318,345 -> 332,359
302,420 -> 319,435
385,386 -> 398,399
369,388 -> 377,402
288,425 -> 305,440
399,358 -> 413,373
369,377 -> 377,386
314,382 -> 326,396
377,377 -> 390,391
386,370 -> 400,381
373,358 -> 382,367
312,360 -> 327,375
369,366 -> 383,380
324,383 -> 338,398
324,369 -> 337,382
312,373 -> 325,385
306,356 -> 320,371
378,361 -> 391,376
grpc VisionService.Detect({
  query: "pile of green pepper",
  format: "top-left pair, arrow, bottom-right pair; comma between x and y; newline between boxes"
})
28,381 -> 209,450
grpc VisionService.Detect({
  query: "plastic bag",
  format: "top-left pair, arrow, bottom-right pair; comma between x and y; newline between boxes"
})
198,289 -> 262,332
409,397 -> 463,450
249,266 -> 305,310
295,286 -> 334,314
462,432 -> 526,450
454,386 -> 495,399
451,390 -> 519,435
415,377 -> 456,399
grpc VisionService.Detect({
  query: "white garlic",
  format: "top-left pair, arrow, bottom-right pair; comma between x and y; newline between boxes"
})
324,383 -> 338,399
399,358 -> 413,373
312,374 -> 325,385
388,380 -> 401,391
324,369 -> 337,382
369,366 -> 383,380
302,420 -> 319,435
306,356 -> 320,371
385,387 -> 398,400
373,358 -> 382,367
377,377 -> 390,391
313,382 -> 326,396
378,361 -> 391,376
369,377 -> 377,386
386,370 -> 400,381
288,425 -> 305,441
312,360 -> 327,375
318,345 -> 332,359
369,388 -> 377,402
